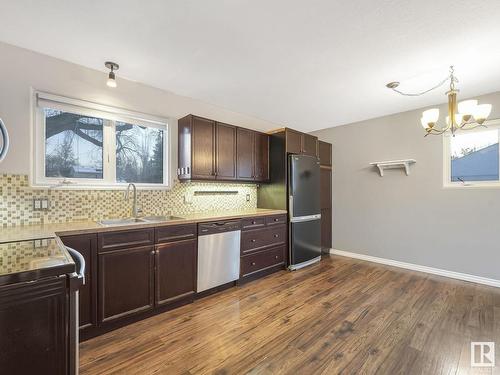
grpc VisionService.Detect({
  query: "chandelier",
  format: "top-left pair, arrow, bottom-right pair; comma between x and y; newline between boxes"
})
386,66 -> 492,136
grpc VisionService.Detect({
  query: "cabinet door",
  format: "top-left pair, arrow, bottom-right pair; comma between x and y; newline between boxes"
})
215,122 -> 237,180
254,132 -> 269,181
60,234 -> 97,331
319,140 -> 332,166
155,239 -> 197,306
236,128 -> 255,181
0,276 -> 68,375
99,246 -> 154,323
286,129 -> 302,154
302,133 -> 319,157
320,168 -> 332,210
321,207 -> 332,250
191,116 -> 216,179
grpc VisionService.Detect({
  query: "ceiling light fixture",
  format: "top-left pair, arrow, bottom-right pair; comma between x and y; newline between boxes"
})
105,61 -> 119,88
386,66 -> 492,136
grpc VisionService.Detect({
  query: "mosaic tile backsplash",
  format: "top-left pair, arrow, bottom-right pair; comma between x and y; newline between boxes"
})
0,174 -> 257,227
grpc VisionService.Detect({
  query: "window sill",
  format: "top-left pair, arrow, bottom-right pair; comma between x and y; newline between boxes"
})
443,182 -> 500,189
30,182 -> 172,191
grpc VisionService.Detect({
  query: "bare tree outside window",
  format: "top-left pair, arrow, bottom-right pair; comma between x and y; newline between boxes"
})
116,121 -> 163,183
44,109 -> 103,179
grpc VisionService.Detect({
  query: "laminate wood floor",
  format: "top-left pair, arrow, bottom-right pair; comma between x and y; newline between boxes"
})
80,255 -> 500,375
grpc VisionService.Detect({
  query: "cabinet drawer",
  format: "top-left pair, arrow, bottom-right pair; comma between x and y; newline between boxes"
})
98,229 -> 155,253
241,226 -> 286,254
241,217 -> 266,230
266,215 -> 287,226
241,246 -> 285,277
155,224 -> 197,244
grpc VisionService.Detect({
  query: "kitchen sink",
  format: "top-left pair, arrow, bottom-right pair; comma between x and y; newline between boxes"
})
141,215 -> 184,222
98,218 -> 146,226
98,215 -> 184,226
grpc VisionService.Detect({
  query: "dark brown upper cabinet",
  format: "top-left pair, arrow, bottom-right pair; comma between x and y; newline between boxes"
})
178,114 -> 269,183
236,128 -> 254,181
254,132 -> 270,181
236,128 -> 270,182
285,129 -> 302,154
285,128 -> 318,157
215,122 -> 237,180
302,133 -> 318,157
319,140 -> 332,166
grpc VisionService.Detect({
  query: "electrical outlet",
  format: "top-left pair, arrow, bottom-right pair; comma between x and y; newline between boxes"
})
33,198 -> 50,211
184,194 -> 193,204
246,194 -> 251,202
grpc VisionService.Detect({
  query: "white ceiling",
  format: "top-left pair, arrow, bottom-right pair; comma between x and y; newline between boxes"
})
1,0 -> 500,132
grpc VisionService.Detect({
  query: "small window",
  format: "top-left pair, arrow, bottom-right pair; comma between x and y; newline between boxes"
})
33,91 -> 169,189
44,109 -> 104,179
116,121 -> 164,184
444,120 -> 500,187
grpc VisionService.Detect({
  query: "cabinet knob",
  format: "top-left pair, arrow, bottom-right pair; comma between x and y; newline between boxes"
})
252,221 -> 256,224
275,255 -> 279,259
274,218 -> 279,222
251,262 -> 256,266
251,239 -> 256,243
274,234 -> 279,238
151,250 -> 155,255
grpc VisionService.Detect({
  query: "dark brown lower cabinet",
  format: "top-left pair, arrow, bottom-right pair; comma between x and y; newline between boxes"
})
0,276 -> 68,375
156,239 -> 197,306
99,246 -> 155,323
239,215 -> 288,283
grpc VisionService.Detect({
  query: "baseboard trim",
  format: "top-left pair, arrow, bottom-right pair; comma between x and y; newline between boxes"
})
330,249 -> 500,288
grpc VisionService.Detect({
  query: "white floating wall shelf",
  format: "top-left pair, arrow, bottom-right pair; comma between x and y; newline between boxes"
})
369,159 -> 416,177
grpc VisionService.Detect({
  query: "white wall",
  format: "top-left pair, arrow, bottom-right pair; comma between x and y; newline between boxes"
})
0,41 -> 280,176
312,91 -> 500,280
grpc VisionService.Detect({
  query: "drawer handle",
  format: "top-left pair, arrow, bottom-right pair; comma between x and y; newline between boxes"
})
251,262 -> 256,266
251,239 -> 256,242
274,234 -> 279,238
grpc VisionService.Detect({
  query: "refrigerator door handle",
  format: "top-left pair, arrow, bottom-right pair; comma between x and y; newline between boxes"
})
290,214 -> 322,223
289,195 -> 294,220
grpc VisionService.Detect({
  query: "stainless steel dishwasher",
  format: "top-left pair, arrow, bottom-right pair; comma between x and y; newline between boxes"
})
197,220 -> 241,292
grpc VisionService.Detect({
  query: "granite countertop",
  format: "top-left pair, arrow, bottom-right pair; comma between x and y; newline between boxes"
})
0,208 -> 287,243
0,237 -> 75,286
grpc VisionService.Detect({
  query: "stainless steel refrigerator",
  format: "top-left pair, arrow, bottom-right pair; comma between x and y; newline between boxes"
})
288,154 -> 322,270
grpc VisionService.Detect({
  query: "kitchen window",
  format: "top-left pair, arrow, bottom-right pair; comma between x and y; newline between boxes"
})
33,91 -> 170,189
443,119 -> 500,188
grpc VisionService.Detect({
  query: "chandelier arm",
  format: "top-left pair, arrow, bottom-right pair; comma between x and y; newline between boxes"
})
457,122 -> 488,131
390,76 -> 451,97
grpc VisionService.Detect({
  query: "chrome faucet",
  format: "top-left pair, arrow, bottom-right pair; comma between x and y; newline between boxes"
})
125,183 -> 139,218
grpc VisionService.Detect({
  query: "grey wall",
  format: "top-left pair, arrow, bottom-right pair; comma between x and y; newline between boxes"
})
311,91 -> 500,280
0,42 -> 280,176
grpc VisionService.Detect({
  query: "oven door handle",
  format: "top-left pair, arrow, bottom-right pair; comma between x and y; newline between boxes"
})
66,246 -> 86,285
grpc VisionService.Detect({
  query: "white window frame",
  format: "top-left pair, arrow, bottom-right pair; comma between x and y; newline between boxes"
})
443,118 -> 500,189
31,90 -> 171,190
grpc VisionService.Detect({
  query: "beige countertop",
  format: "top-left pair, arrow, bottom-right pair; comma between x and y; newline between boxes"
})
0,208 -> 287,243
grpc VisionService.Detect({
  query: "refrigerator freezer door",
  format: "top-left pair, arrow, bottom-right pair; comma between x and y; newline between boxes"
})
289,155 -> 320,218
289,219 -> 322,268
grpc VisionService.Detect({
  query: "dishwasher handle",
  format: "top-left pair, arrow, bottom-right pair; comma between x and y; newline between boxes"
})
198,220 -> 241,235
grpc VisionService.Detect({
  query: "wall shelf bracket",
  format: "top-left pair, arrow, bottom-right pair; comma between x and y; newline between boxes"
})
369,159 -> 416,177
